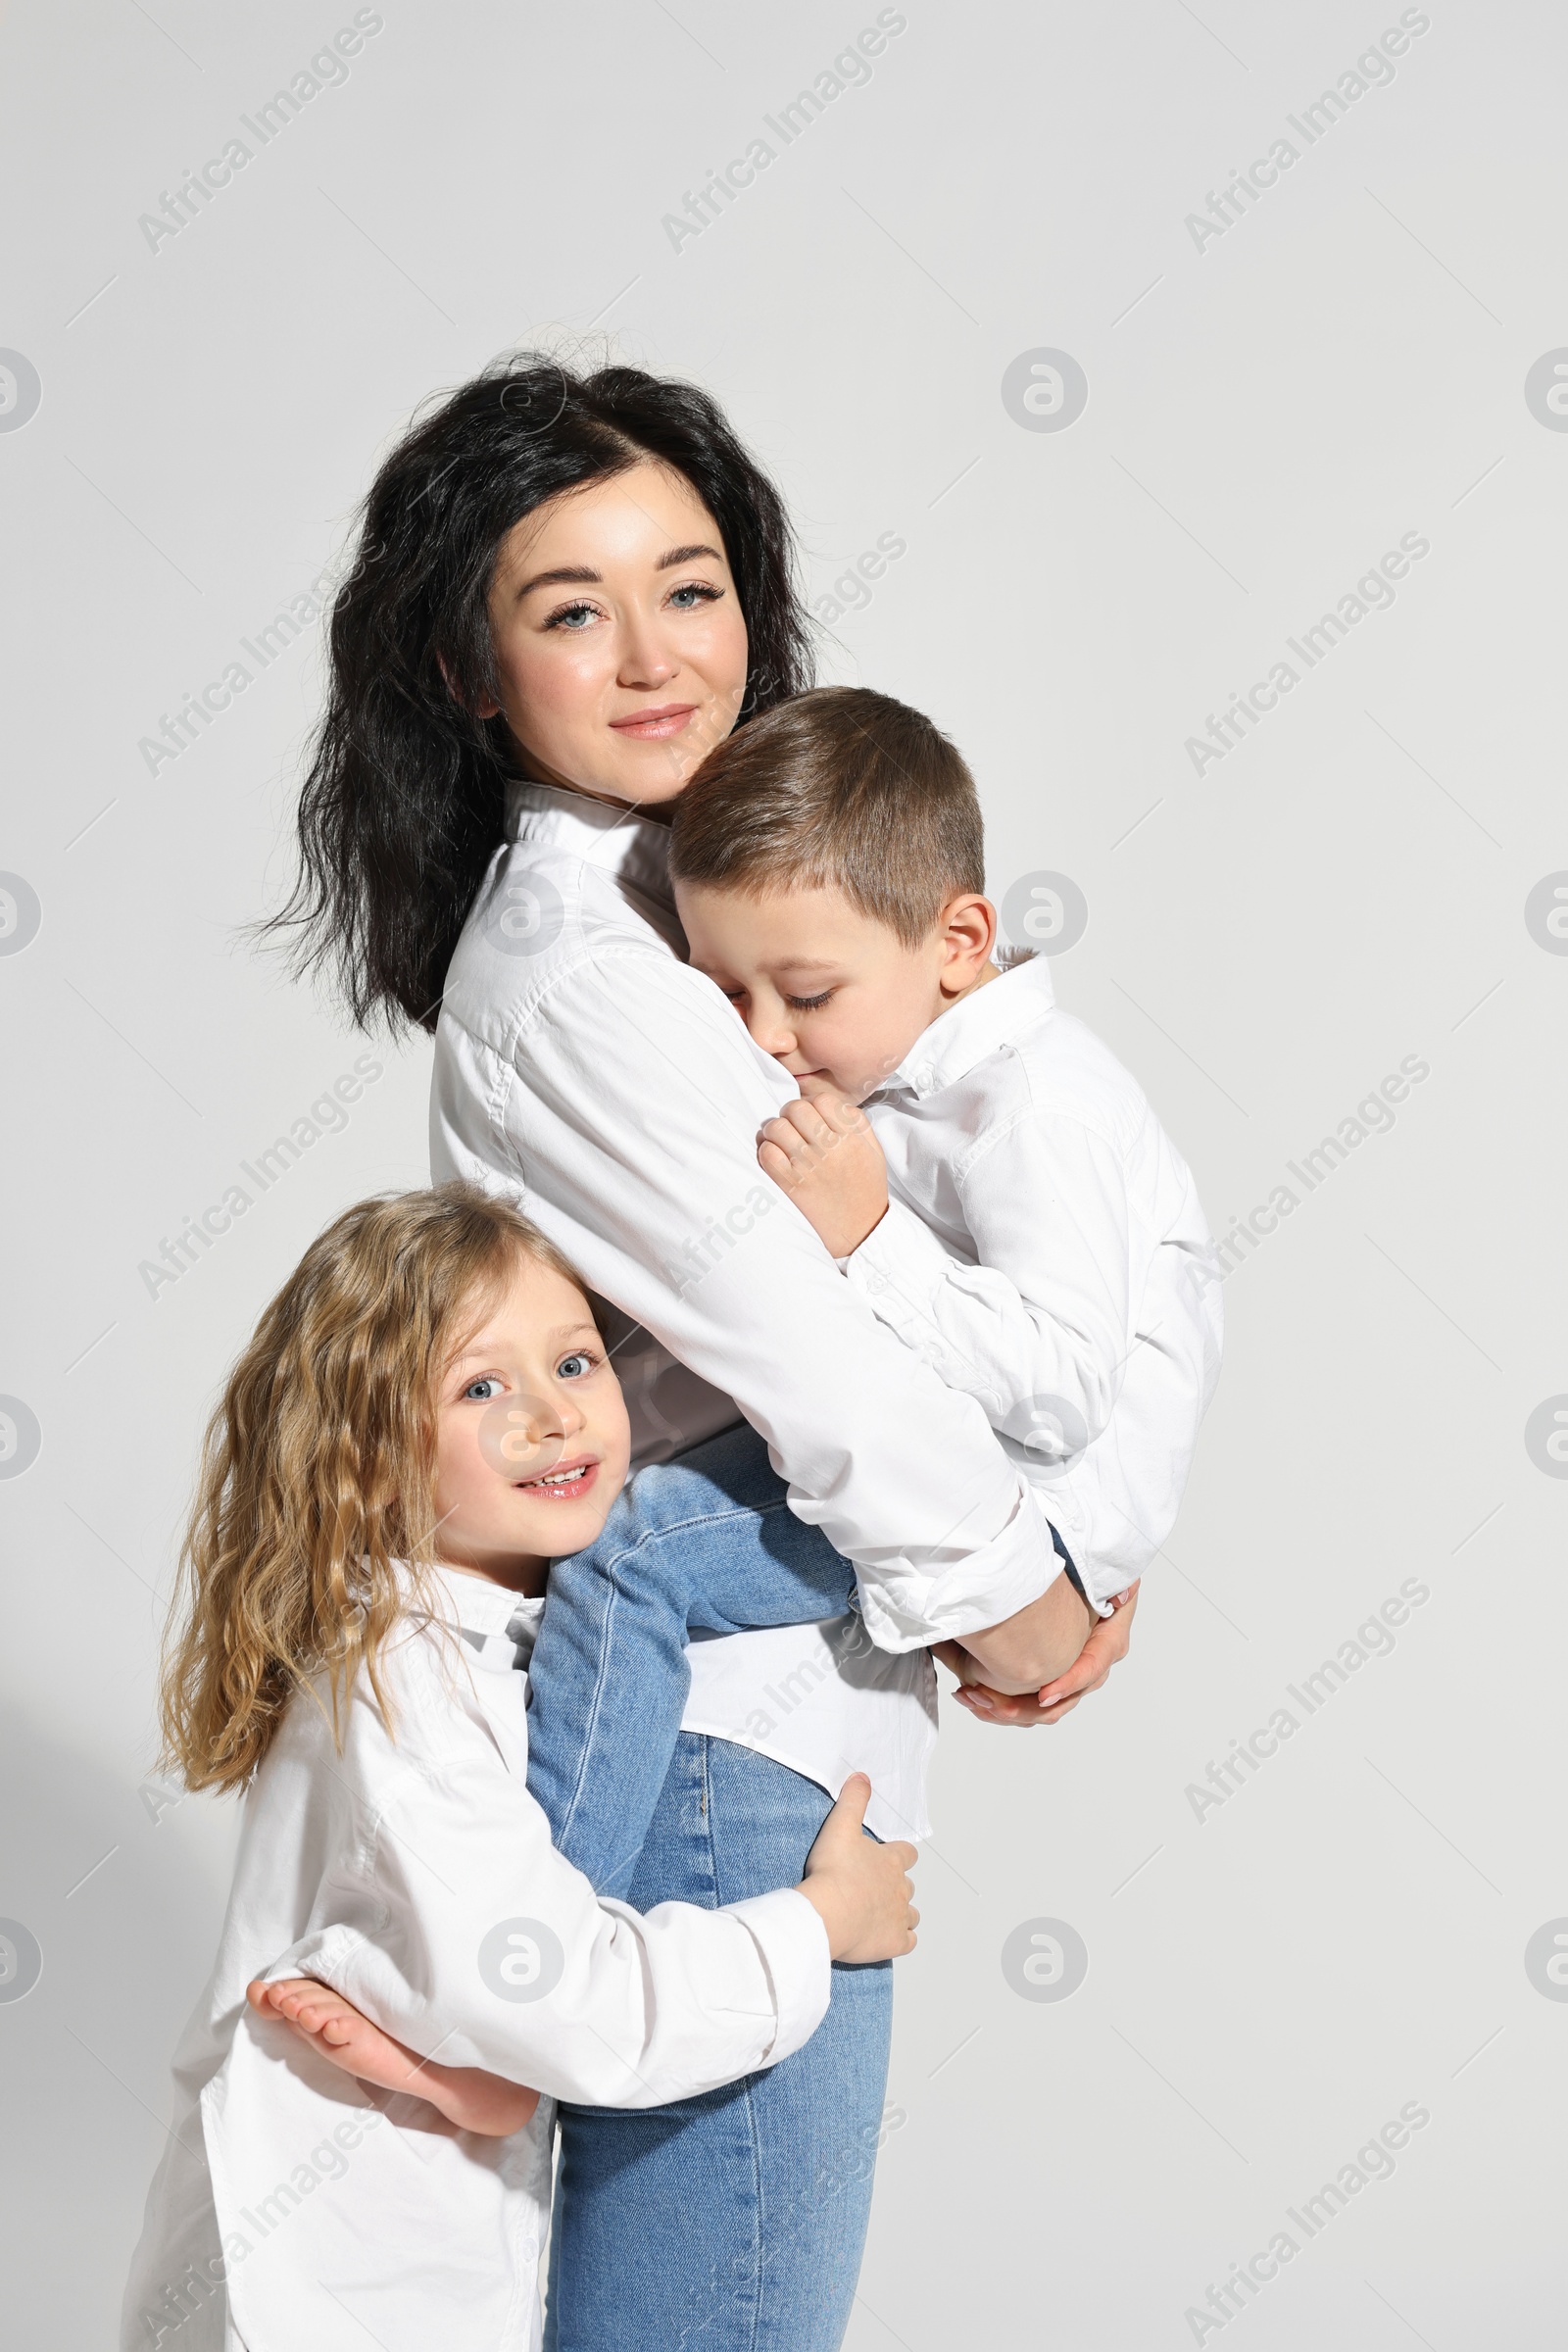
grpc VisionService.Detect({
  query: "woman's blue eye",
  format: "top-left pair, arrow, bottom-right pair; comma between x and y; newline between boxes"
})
547,601 -> 599,631
668,582 -> 720,610
557,1351 -> 594,1380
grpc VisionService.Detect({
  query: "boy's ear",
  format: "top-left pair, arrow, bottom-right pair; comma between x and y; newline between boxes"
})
939,893 -> 998,995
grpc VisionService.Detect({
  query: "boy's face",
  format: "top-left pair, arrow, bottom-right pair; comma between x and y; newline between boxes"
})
433,1254 -> 631,1592
676,879 -> 996,1102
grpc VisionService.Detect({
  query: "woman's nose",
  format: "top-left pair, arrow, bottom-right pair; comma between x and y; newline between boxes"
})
616,612 -> 679,690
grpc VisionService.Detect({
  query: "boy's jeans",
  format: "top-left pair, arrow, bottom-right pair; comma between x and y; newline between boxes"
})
541,1734 -> 893,2352
524,1418 -> 858,1900
525,1422 -> 885,2352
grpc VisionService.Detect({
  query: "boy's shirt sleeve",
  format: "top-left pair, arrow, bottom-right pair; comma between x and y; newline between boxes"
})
1044,1233 -> 1223,1605
843,1111 -> 1133,1453
843,1107 -> 1223,1612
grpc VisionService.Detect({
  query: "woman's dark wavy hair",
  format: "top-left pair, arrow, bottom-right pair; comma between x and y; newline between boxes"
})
271,354 -> 814,1033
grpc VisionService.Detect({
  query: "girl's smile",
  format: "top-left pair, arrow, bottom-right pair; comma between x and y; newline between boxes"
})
514,1456 -> 600,1499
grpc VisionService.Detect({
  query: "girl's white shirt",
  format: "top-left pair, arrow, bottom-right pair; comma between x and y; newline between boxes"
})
121,1566 -> 829,2352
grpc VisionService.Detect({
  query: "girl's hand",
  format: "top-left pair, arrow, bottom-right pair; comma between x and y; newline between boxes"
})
797,1774 -> 919,1962
757,1080 -> 889,1258
247,1977 -> 540,2137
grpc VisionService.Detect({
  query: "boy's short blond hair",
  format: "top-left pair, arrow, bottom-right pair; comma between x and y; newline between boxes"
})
669,686 -> 984,948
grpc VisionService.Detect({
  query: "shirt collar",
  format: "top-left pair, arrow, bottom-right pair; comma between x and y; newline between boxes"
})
425,1562 -> 544,1642
504,777 -> 675,912
877,956 -> 1056,1101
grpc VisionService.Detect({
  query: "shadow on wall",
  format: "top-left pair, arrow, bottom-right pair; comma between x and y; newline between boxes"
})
0,1701 -> 239,2344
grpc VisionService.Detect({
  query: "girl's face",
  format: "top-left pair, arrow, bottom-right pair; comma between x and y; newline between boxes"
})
432,1252 -> 631,1592
479,460 -> 750,814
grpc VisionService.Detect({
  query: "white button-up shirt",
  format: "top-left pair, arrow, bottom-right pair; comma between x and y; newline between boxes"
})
432,784 -> 1058,1651
122,1569 -> 829,2352
431,784 -> 1061,1838
846,957 -> 1222,1608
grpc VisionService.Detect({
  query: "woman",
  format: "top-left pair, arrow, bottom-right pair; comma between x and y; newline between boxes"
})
277,355 -> 1128,2348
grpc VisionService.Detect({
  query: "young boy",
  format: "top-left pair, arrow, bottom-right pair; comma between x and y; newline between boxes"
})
666,687 -> 1222,1682
518,685 -> 1220,1888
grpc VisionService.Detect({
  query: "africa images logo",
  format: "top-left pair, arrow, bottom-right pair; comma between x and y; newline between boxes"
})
1000,350 -> 1089,434
0,351 -> 42,432
478,1919 -> 565,2003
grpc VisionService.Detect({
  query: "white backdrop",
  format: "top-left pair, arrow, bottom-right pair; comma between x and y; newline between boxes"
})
3,2 -> 1565,2344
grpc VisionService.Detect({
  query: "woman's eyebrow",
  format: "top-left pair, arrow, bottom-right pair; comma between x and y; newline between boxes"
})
513,564 -> 601,600
510,545 -> 720,600
656,543 -> 723,570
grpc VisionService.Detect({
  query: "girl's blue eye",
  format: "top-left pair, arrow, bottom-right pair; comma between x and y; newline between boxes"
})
556,1351 -> 594,1380
464,1376 -> 504,1401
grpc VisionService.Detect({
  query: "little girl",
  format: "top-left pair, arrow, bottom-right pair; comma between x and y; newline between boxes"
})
122,1183 -> 916,2352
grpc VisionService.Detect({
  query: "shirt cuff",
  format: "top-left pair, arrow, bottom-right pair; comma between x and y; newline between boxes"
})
1050,1521 -> 1115,1620
845,1199 -> 964,1335
852,1478 -> 1058,1651
258,1922 -> 369,1993
724,1888 -> 832,2066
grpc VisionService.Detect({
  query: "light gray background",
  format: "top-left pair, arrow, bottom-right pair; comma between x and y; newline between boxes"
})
2,2 -> 1564,2344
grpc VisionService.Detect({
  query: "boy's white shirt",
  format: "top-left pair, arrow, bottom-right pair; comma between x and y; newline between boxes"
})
121,1568 -> 829,2352
848,955 -> 1223,1607
433,786 -> 1217,1662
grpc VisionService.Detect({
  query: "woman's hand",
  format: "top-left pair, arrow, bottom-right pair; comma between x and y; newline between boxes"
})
757,1079 -> 889,1258
934,1582 -> 1141,1728
797,1773 -> 919,1962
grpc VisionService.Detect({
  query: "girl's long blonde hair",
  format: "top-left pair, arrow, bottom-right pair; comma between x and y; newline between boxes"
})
160,1182 -> 587,1796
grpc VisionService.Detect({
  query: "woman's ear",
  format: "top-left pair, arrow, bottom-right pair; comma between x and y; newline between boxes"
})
938,893 -> 999,997
438,651 -> 501,721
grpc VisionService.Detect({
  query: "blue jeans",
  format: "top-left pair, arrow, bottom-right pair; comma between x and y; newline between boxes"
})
525,1426 -> 889,2352
526,1422 -> 858,1902
541,1736 -> 892,2352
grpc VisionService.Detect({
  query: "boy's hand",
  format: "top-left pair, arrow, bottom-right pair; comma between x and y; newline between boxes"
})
933,1583 -> 1140,1728
758,1078 -> 889,1257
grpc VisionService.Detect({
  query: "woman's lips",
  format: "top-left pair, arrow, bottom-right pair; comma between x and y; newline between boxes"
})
609,704 -> 698,741
515,1459 -> 599,1500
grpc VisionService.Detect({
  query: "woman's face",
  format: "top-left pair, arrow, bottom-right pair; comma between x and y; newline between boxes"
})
480,460 -> 750,810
